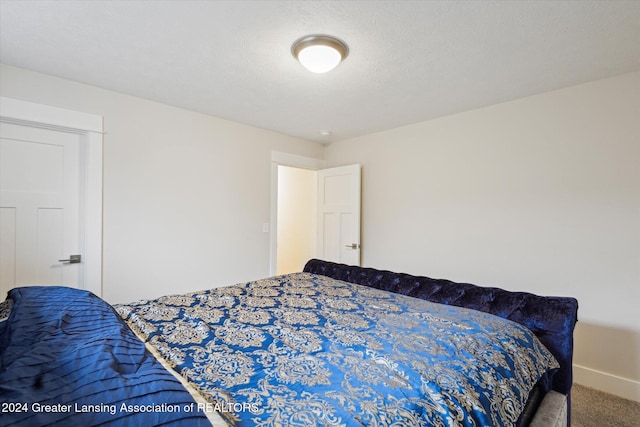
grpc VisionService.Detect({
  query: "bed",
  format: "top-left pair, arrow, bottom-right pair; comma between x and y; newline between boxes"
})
0,259 -> 578,426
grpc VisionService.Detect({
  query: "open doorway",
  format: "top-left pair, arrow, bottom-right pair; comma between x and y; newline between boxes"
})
269,151 -> 325,276
269,152 -> 361,276
276,165 -> 317,274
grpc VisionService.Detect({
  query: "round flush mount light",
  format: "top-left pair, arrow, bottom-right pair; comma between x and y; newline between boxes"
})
291,35 -> 349,74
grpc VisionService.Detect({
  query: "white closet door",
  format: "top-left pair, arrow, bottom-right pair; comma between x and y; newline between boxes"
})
0,122 -> 82,295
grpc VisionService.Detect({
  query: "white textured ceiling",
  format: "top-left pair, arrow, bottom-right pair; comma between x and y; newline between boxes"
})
1,1 -> 639,143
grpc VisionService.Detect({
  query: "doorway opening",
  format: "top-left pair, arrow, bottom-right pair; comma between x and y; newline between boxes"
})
269,151 -> 325,276
276,165 -> 317,274
269,151 -> 361,276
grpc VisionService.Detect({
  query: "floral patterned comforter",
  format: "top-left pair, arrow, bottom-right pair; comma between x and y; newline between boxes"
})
115,273 -> 558,427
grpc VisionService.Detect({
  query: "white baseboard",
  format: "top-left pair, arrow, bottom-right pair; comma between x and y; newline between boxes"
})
573,364 -> 640,402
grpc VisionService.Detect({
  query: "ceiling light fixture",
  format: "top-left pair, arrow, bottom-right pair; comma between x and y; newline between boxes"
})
291,35 -> 349,74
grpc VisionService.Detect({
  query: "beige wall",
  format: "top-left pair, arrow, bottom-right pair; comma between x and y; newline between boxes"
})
0,64 -> 324,303
2,62 -> 638,399
276,165 -> 316,274
325,71 -> 640,400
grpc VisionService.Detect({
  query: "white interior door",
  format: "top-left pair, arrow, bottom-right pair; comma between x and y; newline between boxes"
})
317,164 -> 361,266
0,122 -> 83,295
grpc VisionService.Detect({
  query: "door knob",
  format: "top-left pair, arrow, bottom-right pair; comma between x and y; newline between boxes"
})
58,254 -> 81,264
345,243 -> 359,249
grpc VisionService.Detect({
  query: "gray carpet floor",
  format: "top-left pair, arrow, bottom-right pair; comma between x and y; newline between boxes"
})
572,384 -> 640,427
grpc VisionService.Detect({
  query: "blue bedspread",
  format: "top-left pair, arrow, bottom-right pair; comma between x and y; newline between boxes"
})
0,286 -> 210,427
116,273 -> 559,427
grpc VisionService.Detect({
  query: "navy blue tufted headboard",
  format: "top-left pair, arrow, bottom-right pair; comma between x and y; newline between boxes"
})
303,259 -> 578,398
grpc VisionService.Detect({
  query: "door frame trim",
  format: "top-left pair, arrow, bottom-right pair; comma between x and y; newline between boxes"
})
0,97 -> 104,296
